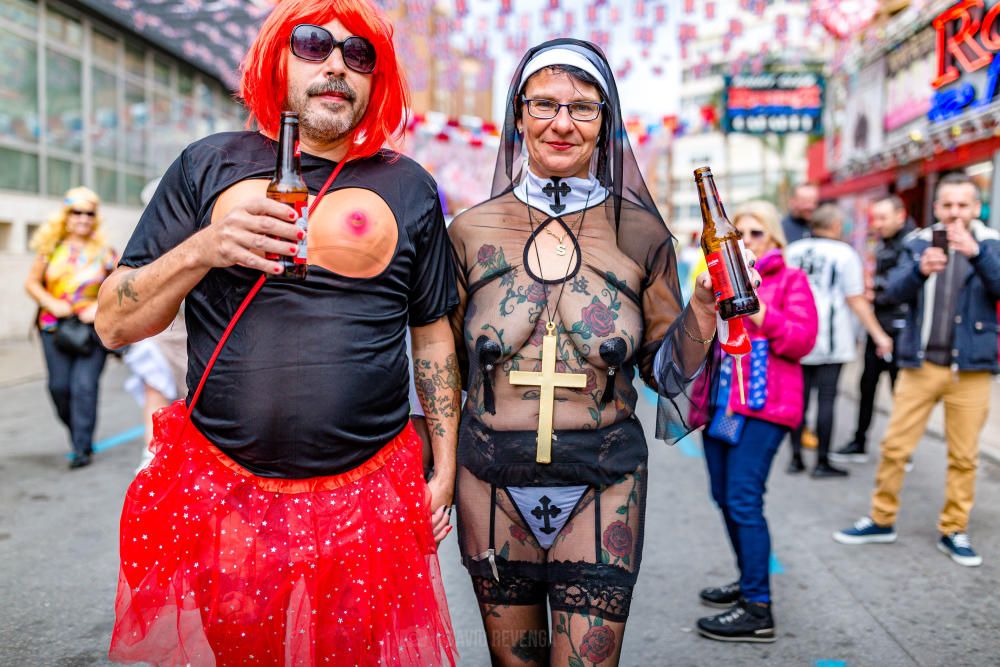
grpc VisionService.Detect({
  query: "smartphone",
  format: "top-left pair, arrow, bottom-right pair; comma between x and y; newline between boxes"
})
932,227 -> 948,251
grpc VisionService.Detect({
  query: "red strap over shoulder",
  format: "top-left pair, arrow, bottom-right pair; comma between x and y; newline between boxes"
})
183,157 -> 349,427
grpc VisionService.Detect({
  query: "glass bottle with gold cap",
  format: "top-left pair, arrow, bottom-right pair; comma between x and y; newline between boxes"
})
266,111 -> 309,280
694,166 -> 759,320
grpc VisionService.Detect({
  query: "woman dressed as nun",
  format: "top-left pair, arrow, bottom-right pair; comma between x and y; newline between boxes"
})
449,40 -> 754,664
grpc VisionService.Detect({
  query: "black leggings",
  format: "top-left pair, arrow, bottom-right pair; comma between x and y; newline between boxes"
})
853,336 -> 898,448
790,363 -> 842,463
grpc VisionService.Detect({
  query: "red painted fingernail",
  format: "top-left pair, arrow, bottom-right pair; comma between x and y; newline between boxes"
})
297,231 -> 305,240
273,266 -> 281,274
290,246 -> 297,254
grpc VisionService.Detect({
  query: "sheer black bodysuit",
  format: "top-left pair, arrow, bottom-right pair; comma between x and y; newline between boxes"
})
449,187 -> 708,625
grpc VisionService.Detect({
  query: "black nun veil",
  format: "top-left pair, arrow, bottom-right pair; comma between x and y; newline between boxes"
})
474,38 -> 715,442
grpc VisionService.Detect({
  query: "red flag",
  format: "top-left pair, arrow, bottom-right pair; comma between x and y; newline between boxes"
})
706,1 -> 715,19
684,0 -> 694,13
549,0 -> 559,8
655,5 -> 666,24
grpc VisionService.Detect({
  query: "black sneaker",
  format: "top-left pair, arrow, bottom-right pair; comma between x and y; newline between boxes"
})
68,453 -> 92,470
830,441 -> 868,463
812,461 -> 849,478
786,455 -> 805,474
699,581 -> 741,608
697,598 -> 776,643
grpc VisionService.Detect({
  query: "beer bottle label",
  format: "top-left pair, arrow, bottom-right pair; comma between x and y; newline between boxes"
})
293,200 -> 308,264
706,250 -> 735,302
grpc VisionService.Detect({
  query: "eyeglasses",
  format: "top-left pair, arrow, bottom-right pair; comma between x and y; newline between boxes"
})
290,24 -> 376,74
741,229 -> 766,240
522,97 -> 604,122
70,209 -> 96,218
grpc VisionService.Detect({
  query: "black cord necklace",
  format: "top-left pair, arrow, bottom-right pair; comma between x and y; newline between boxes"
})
524,175 -> 593,333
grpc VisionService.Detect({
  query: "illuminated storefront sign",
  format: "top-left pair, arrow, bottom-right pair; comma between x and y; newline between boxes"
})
928,0 -> 1000,121
723,72 -> 824,135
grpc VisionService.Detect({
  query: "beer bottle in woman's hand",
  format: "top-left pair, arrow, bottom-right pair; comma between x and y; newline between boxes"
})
695,166 -> 759,319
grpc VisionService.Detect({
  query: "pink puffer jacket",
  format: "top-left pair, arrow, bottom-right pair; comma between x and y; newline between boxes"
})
727,249 -> 818,430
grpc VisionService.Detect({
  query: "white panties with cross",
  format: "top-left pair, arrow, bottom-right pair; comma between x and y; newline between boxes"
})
506,485 -> 589,549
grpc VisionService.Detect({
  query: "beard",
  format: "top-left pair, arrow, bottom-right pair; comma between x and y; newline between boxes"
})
288,78 -> 365,143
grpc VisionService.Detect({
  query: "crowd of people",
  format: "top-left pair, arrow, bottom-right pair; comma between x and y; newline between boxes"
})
19,0 -> 999,664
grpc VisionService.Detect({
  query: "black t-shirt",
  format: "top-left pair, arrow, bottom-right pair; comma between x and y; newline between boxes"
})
121,131 -> 458,478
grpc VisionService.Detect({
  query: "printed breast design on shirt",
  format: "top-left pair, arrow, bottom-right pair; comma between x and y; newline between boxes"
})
211,179 -> 399,278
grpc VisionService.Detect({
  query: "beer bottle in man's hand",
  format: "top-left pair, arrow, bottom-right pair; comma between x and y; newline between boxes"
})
695,166 -> 759,319
267,111 -> 308,280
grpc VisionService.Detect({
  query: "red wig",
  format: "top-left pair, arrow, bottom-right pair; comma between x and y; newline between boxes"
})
240,0 -> 409,160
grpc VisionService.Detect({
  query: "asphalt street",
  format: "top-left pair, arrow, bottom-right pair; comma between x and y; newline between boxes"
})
1,361 -> 999,666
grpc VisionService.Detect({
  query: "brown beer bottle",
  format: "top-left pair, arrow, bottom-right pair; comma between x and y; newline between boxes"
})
695,166 -> 759,319
266,111 -> 308,280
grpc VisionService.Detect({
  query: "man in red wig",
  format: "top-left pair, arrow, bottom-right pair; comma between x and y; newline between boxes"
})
96,1 -> 459,664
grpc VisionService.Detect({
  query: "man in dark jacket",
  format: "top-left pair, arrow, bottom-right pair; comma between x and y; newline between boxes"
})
781,183 -> 819,244
834,172 -> 1000,567
834,195 -> 915,462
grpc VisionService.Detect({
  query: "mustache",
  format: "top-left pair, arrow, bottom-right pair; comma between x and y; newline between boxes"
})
306,79 -> 356,101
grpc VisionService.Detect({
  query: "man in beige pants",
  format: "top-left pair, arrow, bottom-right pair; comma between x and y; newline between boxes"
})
833,172 -> 1000,567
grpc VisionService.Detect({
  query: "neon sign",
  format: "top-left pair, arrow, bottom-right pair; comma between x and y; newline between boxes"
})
932,0 -> 1000,88
928,0 -> 1000,121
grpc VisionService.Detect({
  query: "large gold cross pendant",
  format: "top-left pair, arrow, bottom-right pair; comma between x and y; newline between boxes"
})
509,322 -> 587,464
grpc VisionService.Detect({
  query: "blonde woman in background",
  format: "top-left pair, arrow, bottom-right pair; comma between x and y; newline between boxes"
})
24,187 -> 117,469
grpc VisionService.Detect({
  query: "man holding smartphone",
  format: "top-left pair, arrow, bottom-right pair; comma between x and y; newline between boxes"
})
834,172 -> 1000,567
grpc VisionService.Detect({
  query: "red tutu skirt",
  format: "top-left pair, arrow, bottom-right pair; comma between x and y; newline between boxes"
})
110,401 -> 457,666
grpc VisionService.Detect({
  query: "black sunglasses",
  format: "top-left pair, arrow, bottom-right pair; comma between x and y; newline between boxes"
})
70,209 -> 96,217
742,229 -> 766,239
290,24 -> 376,74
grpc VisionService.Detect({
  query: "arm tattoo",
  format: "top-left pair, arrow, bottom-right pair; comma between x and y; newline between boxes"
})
116,272 -> 140,307
413,352 -> 460,437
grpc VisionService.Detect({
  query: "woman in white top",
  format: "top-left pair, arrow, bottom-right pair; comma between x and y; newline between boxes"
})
784,204 -> 892,477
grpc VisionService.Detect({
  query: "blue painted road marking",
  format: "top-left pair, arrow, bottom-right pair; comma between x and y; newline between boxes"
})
816,661 -> 847,667
770,553 -> 785,574
65,425 -> 144,459
677,436 -> 702,458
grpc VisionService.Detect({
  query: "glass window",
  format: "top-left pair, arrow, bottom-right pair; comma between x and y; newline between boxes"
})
125,82 -> 147,167
0,0 -> 37,30
0,28 -> 39,144
153,55 -> 171,88
46,157 -> 81,196
45,6 -> 82,50
45,49 -> 83,152
92,67 -> 118,159
95,166 -> 118,203
150,91 -> 177,172
125,42 -> 145,79
0,147 -> 39,192
92,28 -> 118,65
178,67 -> 194,96
124,172 -> 146,206
968,160 -> 994,223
